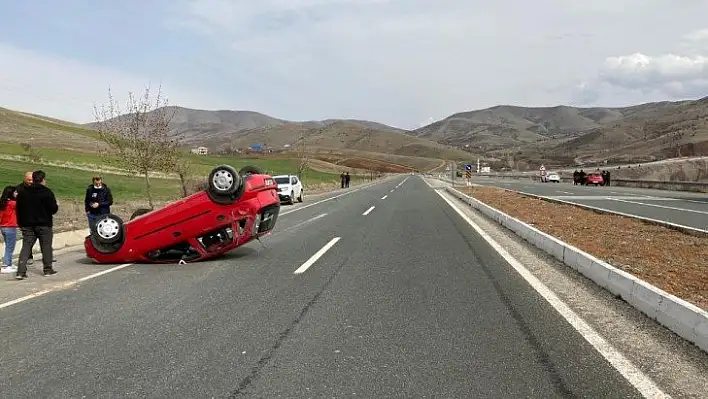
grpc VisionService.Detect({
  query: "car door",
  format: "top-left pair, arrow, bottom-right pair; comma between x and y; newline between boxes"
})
291,176 -> 301,197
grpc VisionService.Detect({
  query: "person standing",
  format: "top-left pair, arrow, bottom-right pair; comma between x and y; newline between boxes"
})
345,172 -> 350,188
84,176 -> 113,230
0,186 -> 19,274
15,171 -> 36,265
15,170 -> 58,280
340,172 -> 346,189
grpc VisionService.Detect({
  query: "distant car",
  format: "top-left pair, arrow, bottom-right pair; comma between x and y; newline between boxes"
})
546,172 -> 561,183
84,165 -> 281,264
273,174 -> 303,205
586,172 -> 604,186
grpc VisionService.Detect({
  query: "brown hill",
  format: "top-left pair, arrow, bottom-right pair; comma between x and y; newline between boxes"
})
412,99 -> 708,165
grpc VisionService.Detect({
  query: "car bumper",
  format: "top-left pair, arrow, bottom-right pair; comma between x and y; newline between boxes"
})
278,193 -> 292,202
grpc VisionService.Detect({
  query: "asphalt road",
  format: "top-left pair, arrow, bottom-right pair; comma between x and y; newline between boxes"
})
473,177 -> 708,231
0,175 -> 646,398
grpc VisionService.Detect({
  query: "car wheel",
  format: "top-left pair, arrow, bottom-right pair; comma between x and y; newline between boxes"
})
92,214 -> 124,245
297,190 -> 303,202
130,208 -> 152,220
239,165 -> 264,177
289,190 -> 295,205
209,165 -> 241,196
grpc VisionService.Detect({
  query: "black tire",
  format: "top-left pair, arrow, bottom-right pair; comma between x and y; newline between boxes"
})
239,165 -> 263,177
130,208 -> 152,220
297,190 -> 303,202
208,165 -> 241,196
92,214 -> 125,245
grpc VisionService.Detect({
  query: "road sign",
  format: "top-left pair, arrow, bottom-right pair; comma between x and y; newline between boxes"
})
464,164 -> 472,171
465,170 -> 472,179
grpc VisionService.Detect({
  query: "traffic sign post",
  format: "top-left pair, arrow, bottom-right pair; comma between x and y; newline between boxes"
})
465,164 -> 472,185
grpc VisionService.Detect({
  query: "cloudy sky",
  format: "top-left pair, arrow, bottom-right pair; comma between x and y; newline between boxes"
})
1,0 -> 708,129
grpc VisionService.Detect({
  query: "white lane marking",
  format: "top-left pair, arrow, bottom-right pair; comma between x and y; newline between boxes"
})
435,190 -> 668,398
558,191 -> 573,194
293,237 -> 341,275
381,195 -> 388,200
0,263 -> 134,310
609,198 -> 708,215
390,189 -> 394,192
362,206 -> 375,216
280,187 -> 363,216
275,213 -> 328,235
76,263 -> 135,282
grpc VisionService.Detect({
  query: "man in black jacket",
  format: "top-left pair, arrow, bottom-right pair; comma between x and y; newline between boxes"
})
84,176 -> 113,230
15,170 -> 58,279
15,171 -> 36,264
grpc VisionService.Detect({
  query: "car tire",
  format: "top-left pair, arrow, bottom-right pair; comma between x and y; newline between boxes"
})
207,165 -> 243,205
209,165 -> 241,195
239,165 -> 264,177
130,208 -> 152,220
92,214 -> 125,245
297,190 -> 303,202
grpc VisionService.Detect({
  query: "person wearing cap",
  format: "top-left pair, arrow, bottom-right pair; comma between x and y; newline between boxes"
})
84,176 -> 114,230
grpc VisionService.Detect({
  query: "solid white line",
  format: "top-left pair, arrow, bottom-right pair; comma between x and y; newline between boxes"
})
362,206 -> 375,216
0,289 -> 53,310
434,190 -> 668,399
293,237 -> 341,275
280,187 -> 362,216
609,198 -> 708,215
77,263 -> 134,282
381,195 -> 388,200
0,263 -> 134,310
271,213 -> 328,235
390,189 -> 394,192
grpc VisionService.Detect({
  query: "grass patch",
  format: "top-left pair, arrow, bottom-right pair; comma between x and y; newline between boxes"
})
0,159 -> 180,200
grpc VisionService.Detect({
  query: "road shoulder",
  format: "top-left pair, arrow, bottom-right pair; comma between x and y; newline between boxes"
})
436,187 -> 708,398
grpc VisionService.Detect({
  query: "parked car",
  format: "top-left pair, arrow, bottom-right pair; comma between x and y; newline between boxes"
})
84,165 -> 281,264
273,174 -> 303,205
586,172 -> 604,186
546,172 -> 560,183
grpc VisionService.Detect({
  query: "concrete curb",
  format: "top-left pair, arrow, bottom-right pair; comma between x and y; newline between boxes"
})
0,228 -> 89,261
444,185 -> 708,354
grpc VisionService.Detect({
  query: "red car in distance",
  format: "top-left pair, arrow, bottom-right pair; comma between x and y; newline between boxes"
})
585,172 -> 605,186
84,165 -> 281,264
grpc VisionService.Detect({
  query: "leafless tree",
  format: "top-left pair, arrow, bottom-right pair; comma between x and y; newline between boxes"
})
296,131 -> 311,181
93,84 -> 181,209
20,142 -> 42,163
173,157 -> 193,198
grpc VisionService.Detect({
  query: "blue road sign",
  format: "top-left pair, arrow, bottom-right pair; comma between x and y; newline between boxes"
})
464,164 -> 472,171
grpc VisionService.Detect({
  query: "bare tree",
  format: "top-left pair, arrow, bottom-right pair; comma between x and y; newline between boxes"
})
20,142 -> 42,163
174,157 -> 193,198
93,84 -> 180,208
296,130 -> 311,180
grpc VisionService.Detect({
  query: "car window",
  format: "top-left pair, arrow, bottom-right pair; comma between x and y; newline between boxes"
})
274,177 -> 289,184
291,177 -> 298,184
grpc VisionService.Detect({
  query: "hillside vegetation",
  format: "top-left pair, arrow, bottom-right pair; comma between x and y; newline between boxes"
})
411,98 -> 708,166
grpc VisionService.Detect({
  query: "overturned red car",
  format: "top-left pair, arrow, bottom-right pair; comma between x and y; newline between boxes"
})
84,165 -> 281,264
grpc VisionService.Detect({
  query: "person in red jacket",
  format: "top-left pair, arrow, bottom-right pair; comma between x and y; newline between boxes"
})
0,185 -> 19,274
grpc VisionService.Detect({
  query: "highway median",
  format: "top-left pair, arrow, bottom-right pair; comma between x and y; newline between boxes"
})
446,184 -> 708,354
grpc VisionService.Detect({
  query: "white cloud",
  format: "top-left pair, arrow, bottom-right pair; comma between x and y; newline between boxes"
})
0,42 -> 220,124
168,0 -> 708,126
3,1 -> 708,127
575,28 -> 708,106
